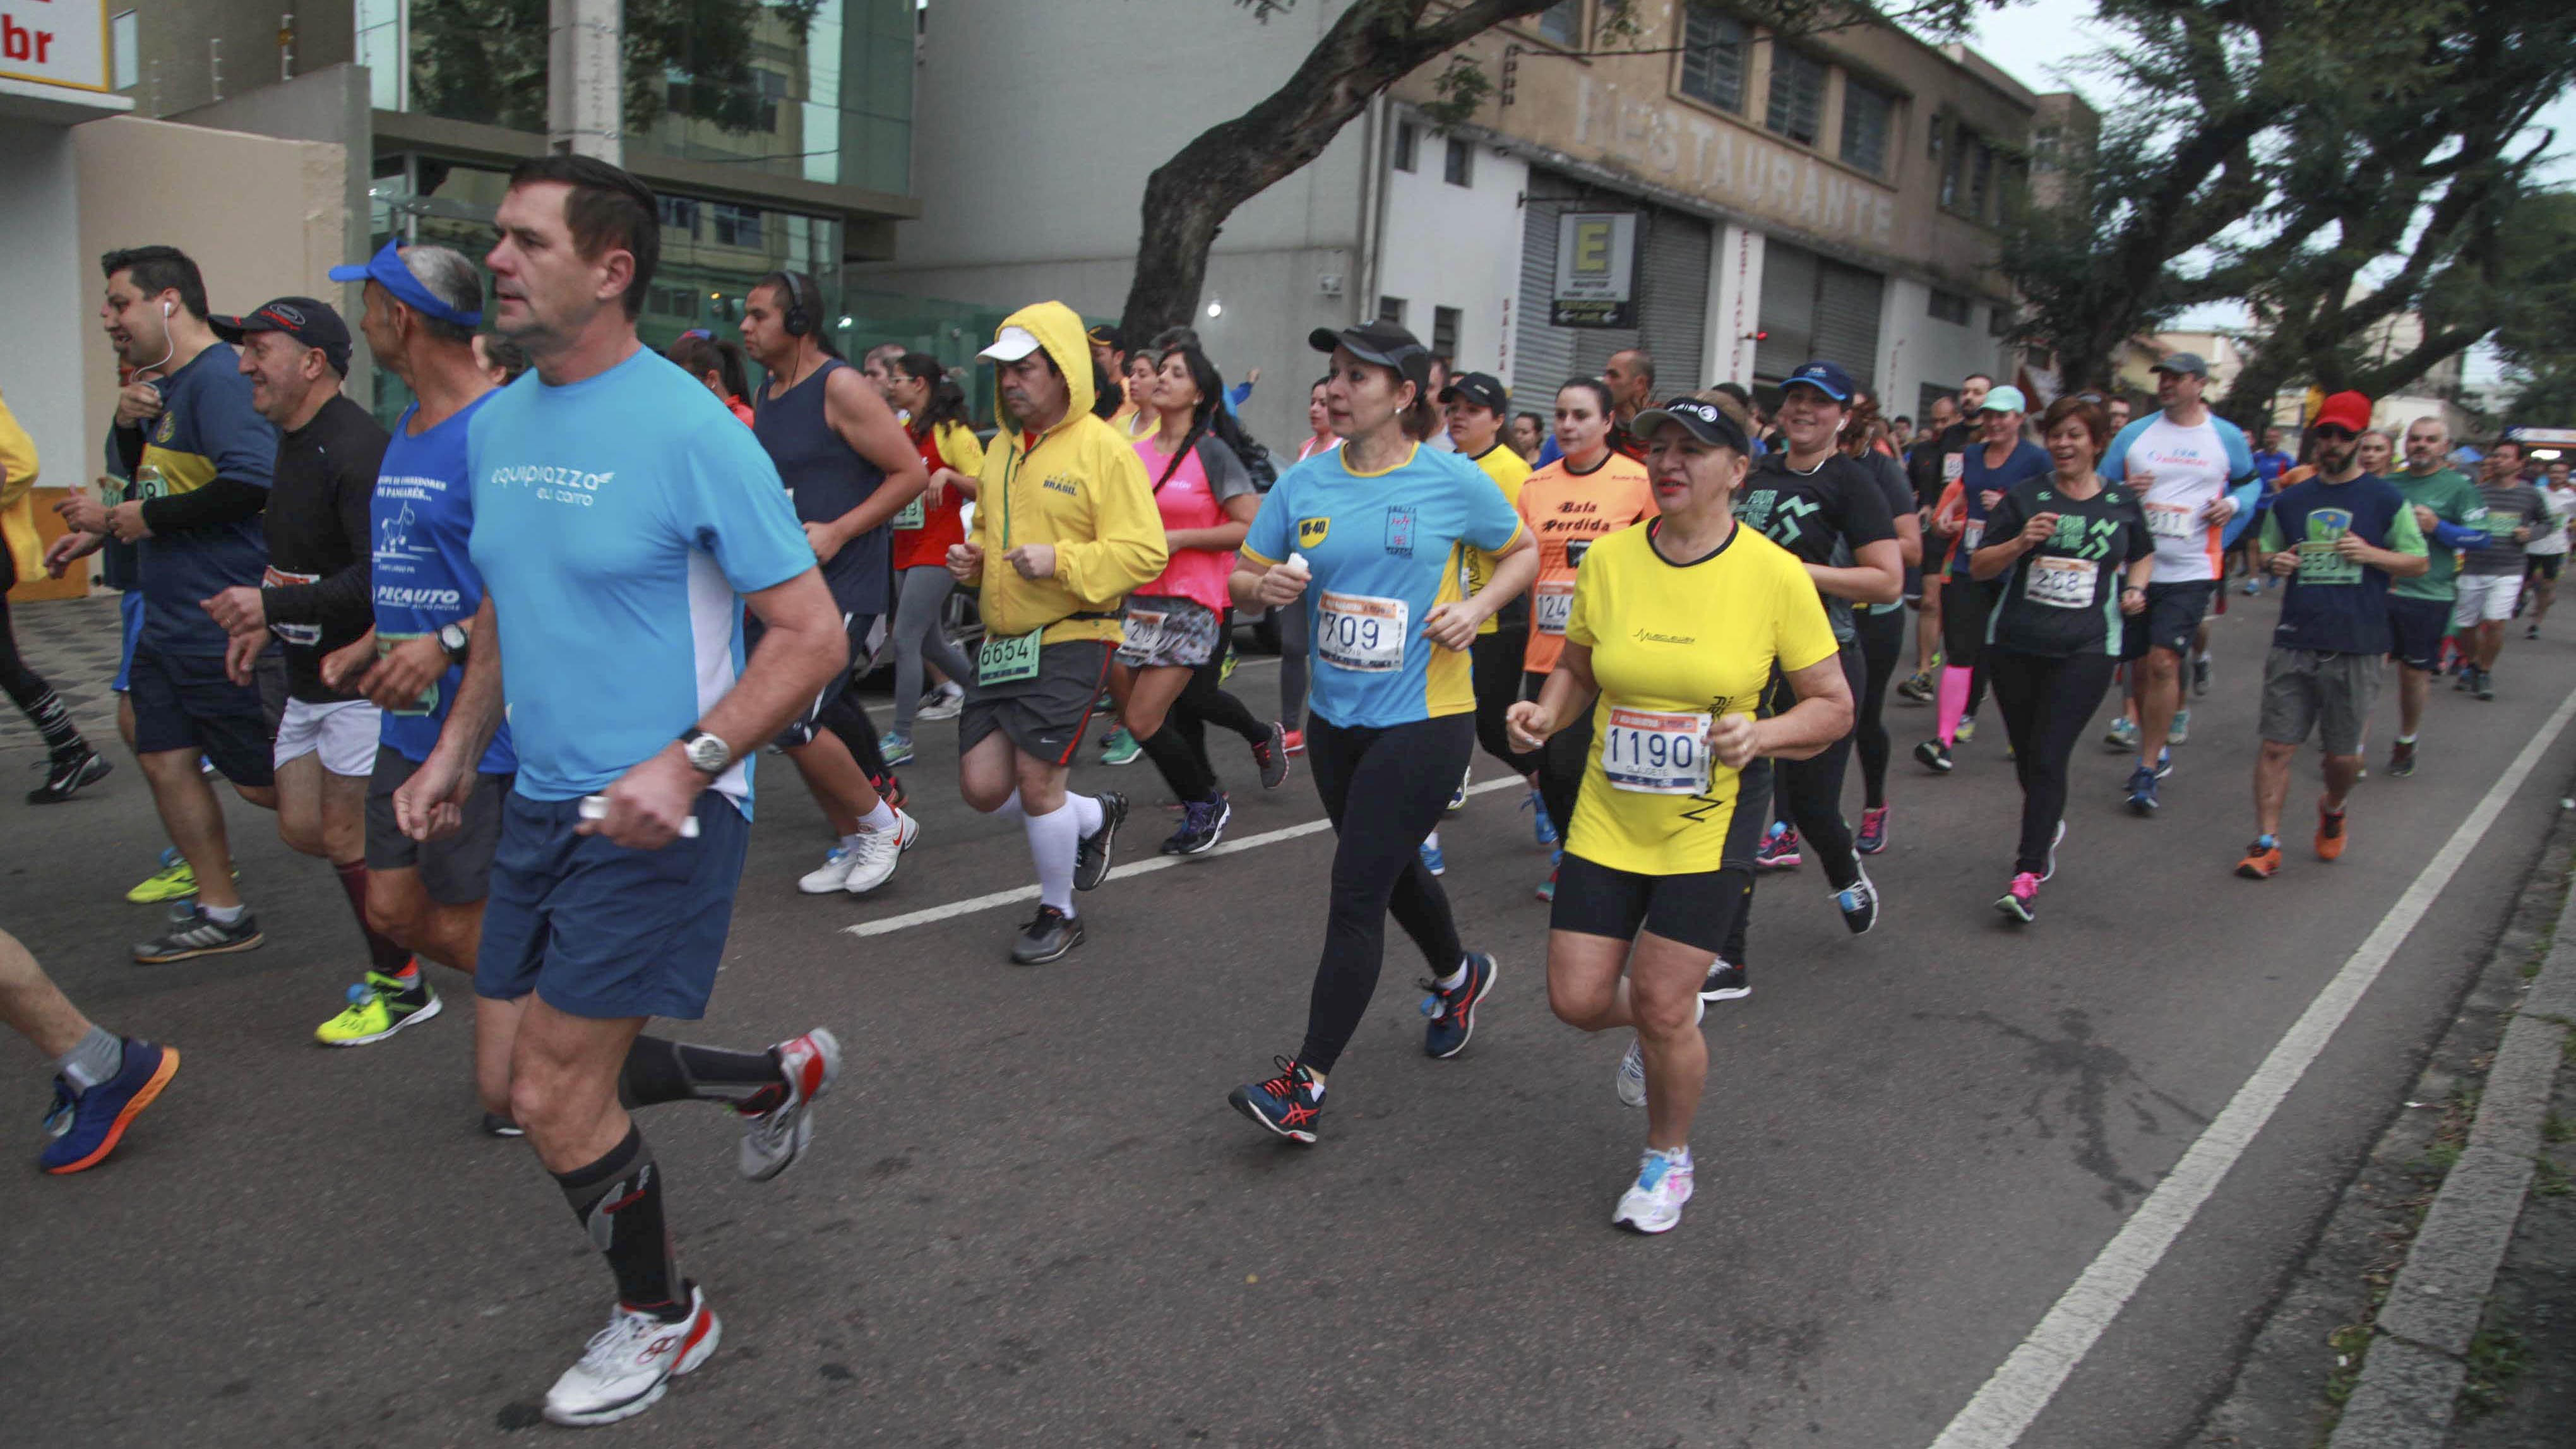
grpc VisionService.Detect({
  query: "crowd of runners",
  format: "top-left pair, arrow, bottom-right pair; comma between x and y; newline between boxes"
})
1,152 -> 2570,1425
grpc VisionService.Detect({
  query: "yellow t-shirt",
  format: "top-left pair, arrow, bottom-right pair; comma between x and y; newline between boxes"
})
1460,442 -> 1532,636
1563,519 -> 1839,876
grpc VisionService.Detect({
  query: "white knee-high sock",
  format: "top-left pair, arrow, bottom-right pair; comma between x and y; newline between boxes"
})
991,789 -> 1027,823
1024,801 -> 1081,914
1066,790 -> 1103,837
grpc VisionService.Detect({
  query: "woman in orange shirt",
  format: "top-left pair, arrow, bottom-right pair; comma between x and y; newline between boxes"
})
1512,378 -> 1657,902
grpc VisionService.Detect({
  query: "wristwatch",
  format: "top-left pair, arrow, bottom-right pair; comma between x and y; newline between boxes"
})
679,728 -> 732,777
436,621 -> 470,660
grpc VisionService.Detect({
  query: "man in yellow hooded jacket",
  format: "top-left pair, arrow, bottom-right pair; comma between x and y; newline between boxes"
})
0,390 -> 113,803
946,302 -> 1167,964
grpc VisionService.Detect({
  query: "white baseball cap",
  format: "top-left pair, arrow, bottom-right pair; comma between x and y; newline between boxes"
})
977,325 -> 1044,363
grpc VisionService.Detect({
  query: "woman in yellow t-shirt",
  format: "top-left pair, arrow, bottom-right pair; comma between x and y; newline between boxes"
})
1506,396 -> 1851,1236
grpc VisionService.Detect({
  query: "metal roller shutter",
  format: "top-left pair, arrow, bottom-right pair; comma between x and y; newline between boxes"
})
1813,261 -> 1885,389
1515,189 -> 1576,403
1633,210 -> 1711,392
1514,172 -> 1708,404
1754,242 -> 1818,381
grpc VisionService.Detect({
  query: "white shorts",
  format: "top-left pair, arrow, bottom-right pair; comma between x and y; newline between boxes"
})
273,696 -> 382,777
2453,573 -> 2523,627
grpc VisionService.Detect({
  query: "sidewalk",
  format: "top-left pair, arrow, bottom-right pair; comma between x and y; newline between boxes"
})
2198,784 -> 2576,1445
0,593 -> 128,755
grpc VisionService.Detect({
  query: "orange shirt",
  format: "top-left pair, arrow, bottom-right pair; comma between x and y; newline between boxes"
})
1517,452 -> 1655,674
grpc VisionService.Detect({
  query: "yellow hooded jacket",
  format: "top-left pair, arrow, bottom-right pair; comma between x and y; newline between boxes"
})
969,302 -> 1167,645
0,391 -> 40,584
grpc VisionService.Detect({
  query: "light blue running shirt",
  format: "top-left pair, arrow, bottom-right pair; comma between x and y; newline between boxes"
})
468,347 -> 814,815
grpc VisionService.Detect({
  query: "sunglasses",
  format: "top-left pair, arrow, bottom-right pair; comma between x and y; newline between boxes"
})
2310,426 -> 2356,441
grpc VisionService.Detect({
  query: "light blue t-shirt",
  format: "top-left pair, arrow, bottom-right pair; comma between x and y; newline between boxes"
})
468,348 -> 815,814
1243,443 -> 1525,729
373,395 -> 514,773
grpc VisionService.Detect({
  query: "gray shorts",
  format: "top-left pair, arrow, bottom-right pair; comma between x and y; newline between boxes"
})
2258,647 -> 2382,756
364,745 -> 512,905
1114,594 -> 1223,669
959,638 -> 1112,767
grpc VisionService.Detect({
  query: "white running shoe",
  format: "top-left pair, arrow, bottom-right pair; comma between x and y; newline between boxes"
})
739,1027 -> 840,1182
1613,1148 -> 1695,1234
1616,1038 -> 1647,1108
797,846 -> 860,895
916,685 -> 965,722
837,816 -> 910,897
541,1285 -> 722,1427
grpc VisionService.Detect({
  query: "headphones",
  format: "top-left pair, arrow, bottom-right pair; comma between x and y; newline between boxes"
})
773,271 -> 816,338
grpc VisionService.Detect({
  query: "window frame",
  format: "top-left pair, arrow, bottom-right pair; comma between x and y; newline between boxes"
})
1839,75 -> 1894,176
1393,121 -> 1419,174
1763,47 -> 1828,148
1675,4 -> 1748,115
1442,136 -> 1474,188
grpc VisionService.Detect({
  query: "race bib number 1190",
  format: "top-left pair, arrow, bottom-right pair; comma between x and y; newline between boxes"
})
1601,707 -> 1714,794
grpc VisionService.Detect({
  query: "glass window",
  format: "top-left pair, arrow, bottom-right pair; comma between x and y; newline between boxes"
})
1433,306 -> 1461,360
711,203 -> 766,249
112,10 -> 138,90
1443,138 -> 1473,188
1535,0 -> 1582,46
1678,6 -> 1745,112
1968,141 -> 1995,219
1377,297 -> 1408,327
1765,49 -> 1827,146
658,196 -> 701,238
1394,121 -> 1418,173
1928,289 -> 1971,325
1941,124 -> 1968,210
1840,78 -> 1892,175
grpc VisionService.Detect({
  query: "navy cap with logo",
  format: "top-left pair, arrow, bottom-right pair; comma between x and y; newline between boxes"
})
1309,319 -> 1433,394
1440,371 -> 1508,412
209,297 -> 353,377
1782,359 -> 1856,403
1631,395 -> 1751,455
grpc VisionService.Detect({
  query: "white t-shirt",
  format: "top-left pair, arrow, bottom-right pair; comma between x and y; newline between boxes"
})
2528,482 -> 2575,556
2102,412 -> 2250,583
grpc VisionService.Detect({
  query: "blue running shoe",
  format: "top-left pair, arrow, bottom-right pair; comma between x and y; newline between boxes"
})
2154,745 -> 2174,780
42,1039 -> 179,1174
1525,788 -> 1559,847
1417,840 -> 1446,877
2126,765 -> 2159,815
1229,1057 -> 1322,1144
1419,952 -> 1498,1059
876,731 -> 915,767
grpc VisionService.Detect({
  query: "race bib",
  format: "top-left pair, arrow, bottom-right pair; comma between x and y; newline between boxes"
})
2144,502 -> 2195,540
374,631 -> 439,716
2296,540 -> 2361,586
1316,590 -> 1407,673
977,628 -> 1044,685
893,496 -> 926,530
1601,707 -> 1714,795
1959,520 -> 1984,556
1121,606 -> 1168,657
2025,556 -> 2094,609
1943,454 -> 1964,484
1534,579 -> 1575,636
261,566 -> 323,647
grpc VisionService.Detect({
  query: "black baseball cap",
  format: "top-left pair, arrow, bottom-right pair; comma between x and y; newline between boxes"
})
210,297 -> 352,376
1085,322 -> 1125,352
1440,371 -> 1508,412
1309,319 -> 1432,394
1630,395 -> 1751,454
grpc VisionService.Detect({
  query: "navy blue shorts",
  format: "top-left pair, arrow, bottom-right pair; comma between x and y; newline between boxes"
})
2388,594 -> 2452,673
112,590 -> 144,692
126,645 -> 284,787
475,792 -> 750,1021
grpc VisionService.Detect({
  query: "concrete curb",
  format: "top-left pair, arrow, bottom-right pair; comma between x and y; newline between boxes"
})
2328,879 -> 2576,1448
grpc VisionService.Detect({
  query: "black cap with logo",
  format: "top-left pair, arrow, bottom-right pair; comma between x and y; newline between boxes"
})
210,297 -> 353,377
1439,371 -> 1508,412
1309,319 -> 1433,395
1629,395 -> 1751,455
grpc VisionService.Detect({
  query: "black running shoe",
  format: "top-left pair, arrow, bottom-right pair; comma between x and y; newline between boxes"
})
1418,952 -> 1498,1059
1009,904 -> 1084,965
868,770 -> 907,811
1914,739 -> 1953,774
133,903 -> 264,964
1252,721 -> 1291,790
480,1112 -> 526,1138
1698,960 -> 1749,1002
1160,796 -> 1231,856
1074,792 -> 1128,890
2388,737 -> 2417,778
27,747 -> 111,804
1229,1056 -> 1322,1144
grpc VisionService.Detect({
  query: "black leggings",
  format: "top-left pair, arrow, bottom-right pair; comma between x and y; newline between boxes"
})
1296,713 -> 1474,1073
0,549 -> 68,741
1853,606 -> 1905,809
1138,610 -> 1269,803
1988,648 -> 2118,876
1768,644 -> 1865,889
1470,623 -> 1528,771
1940,575 -> 1995,716
1507,668 -> 1592,841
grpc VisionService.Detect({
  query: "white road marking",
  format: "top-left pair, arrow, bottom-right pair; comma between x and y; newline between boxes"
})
842,775 -> 1525,939
1928,683 -> 2576,1448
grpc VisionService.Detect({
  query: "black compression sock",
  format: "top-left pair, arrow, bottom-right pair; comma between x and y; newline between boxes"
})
619,1035 -> 789,1112
552,1125 -> 686,1319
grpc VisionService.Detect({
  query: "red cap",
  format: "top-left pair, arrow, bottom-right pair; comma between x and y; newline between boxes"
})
2314,390 -> 2373,433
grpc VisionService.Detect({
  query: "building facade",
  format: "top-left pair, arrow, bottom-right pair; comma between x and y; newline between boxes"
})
880,0 -> 2090,446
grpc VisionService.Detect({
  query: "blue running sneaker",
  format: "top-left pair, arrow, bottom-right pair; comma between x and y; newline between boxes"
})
2154,745 -> 2174,780
1417,839 -> 1446,877
2126,765 -> 2159,815
42,1039 -> 179,1174
1419,952 -> 1499,1059
1525,787 -> 1559,847
1229,1057 -> 1322,1144
876,731 -> 915,767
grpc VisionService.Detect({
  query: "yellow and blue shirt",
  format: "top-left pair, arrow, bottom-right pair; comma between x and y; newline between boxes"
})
136,342 -> 277,655
1243,442 -> 1524,729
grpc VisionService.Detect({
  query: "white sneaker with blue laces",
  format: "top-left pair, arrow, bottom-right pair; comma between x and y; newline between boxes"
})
1613,1148 -> 1695,1234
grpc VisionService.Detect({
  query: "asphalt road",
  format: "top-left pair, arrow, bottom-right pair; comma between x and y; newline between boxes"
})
6,593 -> 2574,1448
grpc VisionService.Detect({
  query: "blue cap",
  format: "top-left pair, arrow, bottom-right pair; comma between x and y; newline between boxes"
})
327,237 -> 483,328
1784,360 -> 1856,402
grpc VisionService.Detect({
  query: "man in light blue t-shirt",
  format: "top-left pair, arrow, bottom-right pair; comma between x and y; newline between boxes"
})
393,155 -> 856,1429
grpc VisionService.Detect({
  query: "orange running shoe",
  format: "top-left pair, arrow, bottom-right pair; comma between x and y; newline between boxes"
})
2235,838 -> 2284,880
2316,805 -> 2348,862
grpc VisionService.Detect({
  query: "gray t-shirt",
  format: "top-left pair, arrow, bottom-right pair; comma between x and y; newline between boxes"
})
2464,481 -> 2549,575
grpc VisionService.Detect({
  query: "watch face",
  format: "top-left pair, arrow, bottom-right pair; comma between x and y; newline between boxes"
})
686,736 -> 729,772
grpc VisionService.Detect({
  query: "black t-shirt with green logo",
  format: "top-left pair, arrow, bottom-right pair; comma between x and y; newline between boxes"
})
1983,477 -> 2153,659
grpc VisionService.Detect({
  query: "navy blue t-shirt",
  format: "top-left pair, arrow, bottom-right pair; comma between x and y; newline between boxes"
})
134,343 -> 278,655
1951,439 -> 2052,578
2257,472 -> 2428,656
753,358 -> 890,617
